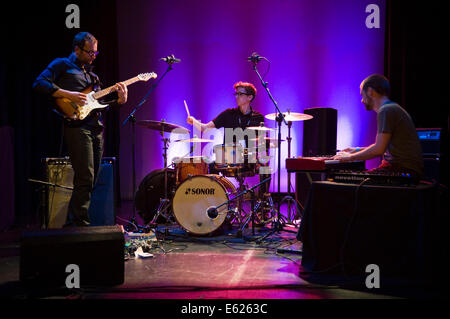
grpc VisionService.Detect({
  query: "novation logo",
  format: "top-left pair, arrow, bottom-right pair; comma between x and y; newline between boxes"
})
185,188 -> 216,195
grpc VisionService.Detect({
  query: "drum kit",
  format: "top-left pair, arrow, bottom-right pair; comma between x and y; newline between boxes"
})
133,110 -> 313,237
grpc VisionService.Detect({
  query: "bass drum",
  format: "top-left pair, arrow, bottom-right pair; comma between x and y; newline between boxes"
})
172,175 -> 236,235
135,168 -> 176,224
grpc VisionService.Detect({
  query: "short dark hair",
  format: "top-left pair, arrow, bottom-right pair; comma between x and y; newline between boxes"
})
361,74 -> 390,97
72,32 -> 97,51
233,81 -> 257,101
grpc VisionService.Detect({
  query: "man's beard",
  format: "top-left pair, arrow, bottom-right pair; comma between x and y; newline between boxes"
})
364,97 -> 374,111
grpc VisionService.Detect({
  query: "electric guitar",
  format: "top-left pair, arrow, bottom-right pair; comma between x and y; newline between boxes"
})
54,72 -> 157,121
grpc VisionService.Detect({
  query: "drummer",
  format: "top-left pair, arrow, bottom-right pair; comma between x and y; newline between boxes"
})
187,81 -> 270,195
187,81 -> 265,139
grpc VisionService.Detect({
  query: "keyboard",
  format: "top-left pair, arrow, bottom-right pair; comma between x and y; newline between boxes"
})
327,170 -> 418,186
286,157 -> 365,172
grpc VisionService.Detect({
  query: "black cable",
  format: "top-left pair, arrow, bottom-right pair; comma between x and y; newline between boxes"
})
339,178 -> 372,276
261,57 -> 271,79
58,120 -> 64,158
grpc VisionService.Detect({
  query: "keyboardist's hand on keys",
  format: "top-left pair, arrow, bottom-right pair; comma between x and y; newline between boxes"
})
332,151 -> 353,162
342,147 -> 360,153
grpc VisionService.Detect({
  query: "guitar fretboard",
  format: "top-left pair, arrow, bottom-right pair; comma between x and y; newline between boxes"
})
92,76 -> 140,99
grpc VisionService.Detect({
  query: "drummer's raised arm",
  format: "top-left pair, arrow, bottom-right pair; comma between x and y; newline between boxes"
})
187,116 -> 216,132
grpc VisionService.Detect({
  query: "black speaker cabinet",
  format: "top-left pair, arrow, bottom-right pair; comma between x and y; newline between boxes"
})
417,128 -> 447,185
20,225 -> 125,287
43,157 -> 116,228
303,107 -> 337,156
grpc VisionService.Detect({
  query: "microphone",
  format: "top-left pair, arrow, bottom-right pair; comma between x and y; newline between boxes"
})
160,54 -> 181,63
247,52 -> 263,63
206,206 -> 218,219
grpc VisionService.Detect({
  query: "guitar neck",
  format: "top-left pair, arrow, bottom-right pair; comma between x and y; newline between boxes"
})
92,76 -> 140,99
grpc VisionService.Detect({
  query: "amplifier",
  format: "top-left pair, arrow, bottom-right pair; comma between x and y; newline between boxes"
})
43,157 -> 116,228
417,128 -> 442,157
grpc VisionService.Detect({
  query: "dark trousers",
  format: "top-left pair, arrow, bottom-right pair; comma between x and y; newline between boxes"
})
64,124 -> 103,225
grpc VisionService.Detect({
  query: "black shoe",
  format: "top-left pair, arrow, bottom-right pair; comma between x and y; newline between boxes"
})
76,220 -> 91,227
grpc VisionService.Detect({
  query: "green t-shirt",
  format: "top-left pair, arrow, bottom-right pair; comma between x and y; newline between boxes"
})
377,102 -> 424,176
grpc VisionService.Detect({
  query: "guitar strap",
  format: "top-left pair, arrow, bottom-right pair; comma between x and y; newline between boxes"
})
88,71 -> 101,91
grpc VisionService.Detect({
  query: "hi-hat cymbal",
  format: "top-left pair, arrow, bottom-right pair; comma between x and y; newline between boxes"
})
265,112 -> 313,122
137,120 -> 190,134
175,137 -> 214,143
246,126 -> 274,131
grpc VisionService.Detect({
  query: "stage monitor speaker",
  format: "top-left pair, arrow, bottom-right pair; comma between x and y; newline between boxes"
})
20,225 -> 124,287
303,107 -> 337,156
44,157 -> 116,228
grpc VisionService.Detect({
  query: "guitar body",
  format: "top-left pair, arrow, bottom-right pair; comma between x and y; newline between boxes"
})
54,86 -> 109,121
53,72 -> 156,122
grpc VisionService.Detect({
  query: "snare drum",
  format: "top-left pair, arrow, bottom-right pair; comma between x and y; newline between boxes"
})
213,144 -> 244,168
172,175 -> 236,235
174,156 -> 209,184
213,144 -> 257,177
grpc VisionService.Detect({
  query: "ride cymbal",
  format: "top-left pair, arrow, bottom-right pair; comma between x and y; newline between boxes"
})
137,120 -> 190,133
265,112 -> 313,122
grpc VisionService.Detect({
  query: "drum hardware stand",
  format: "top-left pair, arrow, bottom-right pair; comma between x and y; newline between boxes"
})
122,60 -> 174,232
149,142 -> 196,227
253,193 -> 276,225
238,189 -> 276,237
250,55 -> 288,233
281,112 -> 302,225
205,177 -> 272,238
235,174 -> 249,224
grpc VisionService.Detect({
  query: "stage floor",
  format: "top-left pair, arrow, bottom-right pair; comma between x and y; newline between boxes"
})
0,201 -> 444,300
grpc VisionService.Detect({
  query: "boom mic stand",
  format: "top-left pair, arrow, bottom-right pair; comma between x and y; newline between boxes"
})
122,58 -> 177,232
249,55 -> 290,233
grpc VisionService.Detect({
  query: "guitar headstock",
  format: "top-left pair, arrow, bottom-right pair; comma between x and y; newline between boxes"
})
138,72 -> 157,82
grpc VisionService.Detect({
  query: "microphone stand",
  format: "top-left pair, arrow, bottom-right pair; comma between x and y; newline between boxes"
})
122,62 -> 175,232
250,59 -> 288,233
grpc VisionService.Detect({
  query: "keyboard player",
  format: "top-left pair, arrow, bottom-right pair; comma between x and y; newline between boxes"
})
333,74 -> 424,180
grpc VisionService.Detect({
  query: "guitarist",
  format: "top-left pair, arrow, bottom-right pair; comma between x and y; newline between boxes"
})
33,32 -> 128,227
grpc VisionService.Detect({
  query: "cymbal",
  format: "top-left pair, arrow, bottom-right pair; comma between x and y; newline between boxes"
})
175,137 -> 214,143
247,126 -> 274,131
265,112 -> 313,122
137,120 -> 190,133
249,137 -> 285,143
246,126 -> 274,131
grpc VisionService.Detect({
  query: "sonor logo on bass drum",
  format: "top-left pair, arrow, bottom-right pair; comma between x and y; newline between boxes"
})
184,188 -> 216,195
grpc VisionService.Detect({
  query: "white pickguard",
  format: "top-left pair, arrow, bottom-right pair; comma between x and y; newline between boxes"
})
75,91 -> 109,120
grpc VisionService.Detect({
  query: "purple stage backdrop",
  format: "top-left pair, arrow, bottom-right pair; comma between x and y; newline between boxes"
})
117,0 -> 385,199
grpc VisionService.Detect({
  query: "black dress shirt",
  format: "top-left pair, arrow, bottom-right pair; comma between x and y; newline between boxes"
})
33,53 -> 117,127
213,107 -> 266,147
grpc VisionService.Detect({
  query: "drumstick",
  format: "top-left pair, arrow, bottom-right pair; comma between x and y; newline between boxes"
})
184,100 -> 190,118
